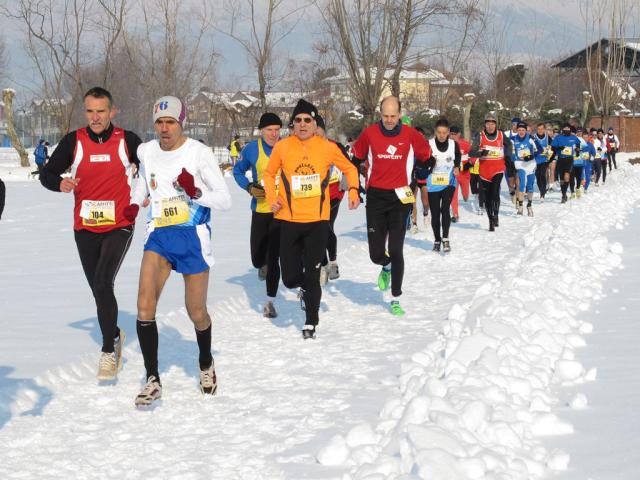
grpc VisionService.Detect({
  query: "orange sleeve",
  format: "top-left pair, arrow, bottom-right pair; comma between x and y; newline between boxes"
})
264,141 -> 283,207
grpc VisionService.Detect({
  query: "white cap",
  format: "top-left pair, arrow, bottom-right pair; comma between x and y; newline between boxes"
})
153,96 -> 186,127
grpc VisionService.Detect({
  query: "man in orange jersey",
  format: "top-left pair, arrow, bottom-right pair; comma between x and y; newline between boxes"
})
263,99 -> 360,340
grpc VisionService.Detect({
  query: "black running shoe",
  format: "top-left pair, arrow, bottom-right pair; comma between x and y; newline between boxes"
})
432,241 -> 441,252
302,325 -> 316,340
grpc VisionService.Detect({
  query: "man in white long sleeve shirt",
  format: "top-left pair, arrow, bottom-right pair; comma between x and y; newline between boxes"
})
124,96 -> 231,407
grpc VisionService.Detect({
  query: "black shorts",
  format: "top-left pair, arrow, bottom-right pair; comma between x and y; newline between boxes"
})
557,157 -> 573,177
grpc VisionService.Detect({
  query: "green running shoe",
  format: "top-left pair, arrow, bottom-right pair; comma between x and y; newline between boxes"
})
377,267 -> 391,291
390,300 -> 405,316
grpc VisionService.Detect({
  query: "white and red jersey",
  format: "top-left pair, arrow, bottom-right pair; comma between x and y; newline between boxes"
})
478,130 -> 506,181
70,127 -> 135,232
351,123 -> 431,190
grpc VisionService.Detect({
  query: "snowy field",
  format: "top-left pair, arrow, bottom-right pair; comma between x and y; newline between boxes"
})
1,153 -> 639,479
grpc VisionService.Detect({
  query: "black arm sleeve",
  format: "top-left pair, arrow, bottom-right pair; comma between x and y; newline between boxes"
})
40,132 -> 77,192
453,141 -> 461,168
503,136 -> 513,159
468,133 -> 483,157
124,130 -> 142,168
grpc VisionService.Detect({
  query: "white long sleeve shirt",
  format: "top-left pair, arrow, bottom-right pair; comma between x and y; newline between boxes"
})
132,137 -> 231,229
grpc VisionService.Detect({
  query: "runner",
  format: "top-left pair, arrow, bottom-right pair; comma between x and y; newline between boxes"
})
315,115 -> 349,284
570,127 -> 588,198
592,129 -> 604,186
505,117 -> 520,205
534,122 -> 551,201
469,113 -> 512,231
580,129 -> 596,193
550,123 -> 581,203
596,129 -> 609,184
423,118 -> 460,252
606,127 -> 620,170
129,96 -> 231,406
263,99 -> 359,339
229,135 -> 242,166
233,112 -> 283,317
548,126 -> 559,191
468,146 -> 484,216
409,126 -> 429,233
511,121 -> 542,216
39,87 -> 141,381
351,96 -> 431,316
449,125 -> 470,223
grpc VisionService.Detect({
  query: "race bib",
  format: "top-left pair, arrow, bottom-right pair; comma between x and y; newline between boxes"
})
484,146 -> 503,159
581,152 -> 591,160
80,200 -> 116,226
431,165 -> 452,186
329,169 -> 341,184
291,174 -> 321,198
561,146 -> 573,156
518,148 -> 531,159
395,186 -> 415,204
153,196 -> 190,227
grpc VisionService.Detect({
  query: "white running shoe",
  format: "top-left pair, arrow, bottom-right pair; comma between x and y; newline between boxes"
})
327,261 -> 340,280
135,376 -> 162,407
97,352 -> 117,381
199,363 -> 218,395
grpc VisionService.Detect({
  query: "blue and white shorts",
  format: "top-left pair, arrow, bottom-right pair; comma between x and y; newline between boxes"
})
144,224 -> 213,274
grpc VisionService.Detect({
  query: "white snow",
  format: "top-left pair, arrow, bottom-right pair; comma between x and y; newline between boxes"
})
0,154 -> 639,478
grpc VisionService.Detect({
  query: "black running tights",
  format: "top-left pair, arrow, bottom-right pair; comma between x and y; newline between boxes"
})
427,186 -> 455,242
481,173 -> 503,220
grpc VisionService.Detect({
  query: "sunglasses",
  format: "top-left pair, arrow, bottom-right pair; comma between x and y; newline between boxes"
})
294,117 -> 314,124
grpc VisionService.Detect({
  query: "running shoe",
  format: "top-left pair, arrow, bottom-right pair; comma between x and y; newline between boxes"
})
199,363 -> 218,395
97,352 -> 117,381
377,267 -> 391,291
328,261 -> 340,280
432,241 -> 441,252
390,300 -> 405,316
135,376 -> 162,407
442,240 -> 451,253
263,301 -> 277,318
302,325 -> 316,340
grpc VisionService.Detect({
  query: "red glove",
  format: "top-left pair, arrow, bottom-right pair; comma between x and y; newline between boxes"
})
123,203 -> 139,222
177,168 -> 198,198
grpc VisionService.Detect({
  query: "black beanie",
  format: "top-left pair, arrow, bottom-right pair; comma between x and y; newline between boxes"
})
449,125 -> 461,134
316,114 -> 326,130
258,112 -> 282,129
291,98 -> 318,120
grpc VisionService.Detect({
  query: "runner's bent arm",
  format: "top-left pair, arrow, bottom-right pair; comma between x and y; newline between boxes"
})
329,142 -> 359,202
194,149 -> 232,210
232,144 -> 252,190
40,132 -> 76,191
263,144 -> 283,207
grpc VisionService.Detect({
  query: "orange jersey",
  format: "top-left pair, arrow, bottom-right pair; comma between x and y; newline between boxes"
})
264,135 -> 359,223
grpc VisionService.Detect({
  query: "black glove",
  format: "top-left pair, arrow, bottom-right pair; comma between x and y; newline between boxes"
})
246,182 -> 266,199
463,162 -> 472,171
524,155 -> 533,161
479,149 -> 490,157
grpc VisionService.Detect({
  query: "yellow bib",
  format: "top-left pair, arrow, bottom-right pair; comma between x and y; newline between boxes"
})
291,174 -> 321,198
80,200 -> 116,226
395,186 -> 416,204
153,196 -> 190,228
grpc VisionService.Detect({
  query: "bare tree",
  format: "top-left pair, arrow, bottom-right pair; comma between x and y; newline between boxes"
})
218,0 -> 304,109
122,0 -> 217,103
322,0 -> 398,123
2,0 -> 128,135
2,89 -> 30,167
580,0 -> 640,125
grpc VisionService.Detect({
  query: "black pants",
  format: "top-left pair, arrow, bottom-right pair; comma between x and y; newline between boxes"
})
366,188 -> 412,297
481,173 -> 503,220
0,178 -> 5,220
608,151 -> 617,170
570,165 -> 584,193
557,158 -> 573,196
470,173 -> 485,208
601,159 -> 608,183
535,163 -> 548,197
428,186 -> 454,242
279,221 -> 329,326
74,226 -> 134,353
250,211 -> 281,298
593,158 -> 602,183
323,198 -> 342,265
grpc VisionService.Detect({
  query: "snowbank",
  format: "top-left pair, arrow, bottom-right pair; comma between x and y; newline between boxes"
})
319,156 -> 640,479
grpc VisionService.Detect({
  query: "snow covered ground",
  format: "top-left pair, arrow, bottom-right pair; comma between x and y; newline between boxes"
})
1,154 -> 639,479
